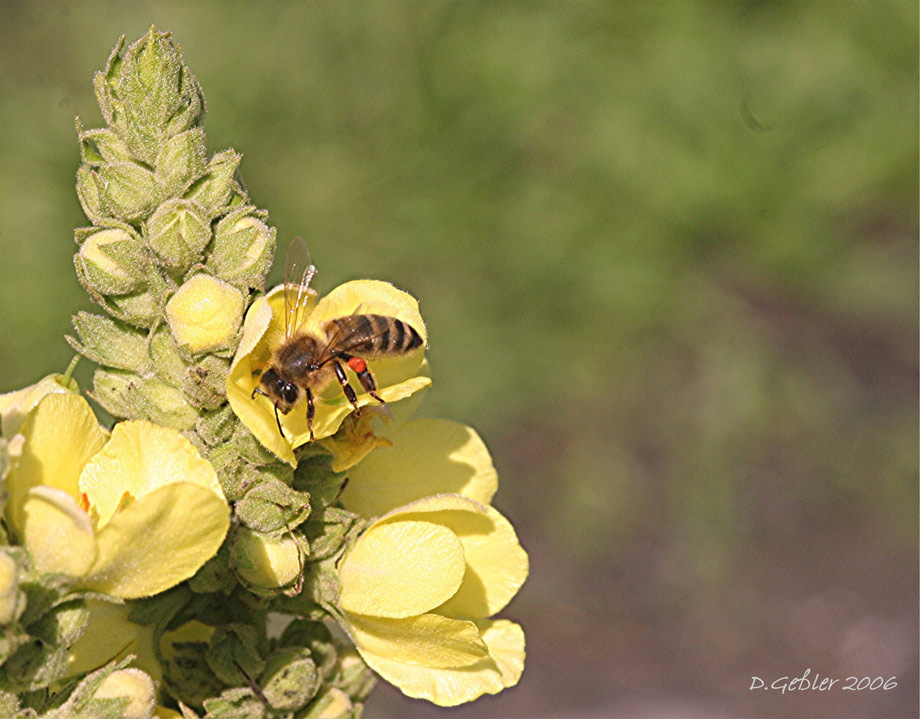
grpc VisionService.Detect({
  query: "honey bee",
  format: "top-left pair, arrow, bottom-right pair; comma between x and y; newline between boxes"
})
251,237 -> 424,442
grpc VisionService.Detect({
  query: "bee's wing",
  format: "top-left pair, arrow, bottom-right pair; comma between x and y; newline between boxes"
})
315,315 -> 392,366
283,236 -> 317,338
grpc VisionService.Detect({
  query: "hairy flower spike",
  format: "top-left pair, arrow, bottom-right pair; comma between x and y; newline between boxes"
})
1,25 -> 527,718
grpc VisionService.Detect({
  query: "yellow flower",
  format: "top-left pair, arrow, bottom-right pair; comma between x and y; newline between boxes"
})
338,417 -> 498,517
5,393 -> 230,598
0,372 -> 79,437
227,280 -> 431,464
335,420 -> 527,706
337,494 -> 527,706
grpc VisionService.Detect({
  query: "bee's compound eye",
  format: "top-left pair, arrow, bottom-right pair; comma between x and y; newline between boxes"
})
281,382 -> 300,405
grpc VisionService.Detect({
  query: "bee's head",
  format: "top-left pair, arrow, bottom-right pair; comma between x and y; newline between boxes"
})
258,367 -> 300,413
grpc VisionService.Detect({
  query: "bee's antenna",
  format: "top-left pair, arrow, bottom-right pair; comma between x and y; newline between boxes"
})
274,404 -> 285,438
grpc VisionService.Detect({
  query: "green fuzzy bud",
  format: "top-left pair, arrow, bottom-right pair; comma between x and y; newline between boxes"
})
196,406 -> 237,447
163,641 -> 224,709
185,355 -> 231,410
75,227 -> 148,296
78,124 -> 133,166
185,150 -> 242,217
102,27 -> 205,165
93,35 -> 125,126
301,514 -> 348,562
145,199 -> 211,271
259,647 -> 319,711
76,164 -> 109,224
96,161 -> 158,221
105,288 -> 159,327
32,599 -> 89,649
0,691 -> 17,718
155,128 -> 207,198
334,649 -> 376,703
207,210 -> 275,290
68,311 -> 152,372
131,377 -> 199,430
235,478 -> 310,535
91,368 -> 140,418
188,547 -> 236,595
202,688 -> 264,719
302,688 -> 355,719
0,551 -> 23,626
148,325 -> 190,386
232,423 -> 281,466
279,621 -> 338,682
206,623 -> 265,686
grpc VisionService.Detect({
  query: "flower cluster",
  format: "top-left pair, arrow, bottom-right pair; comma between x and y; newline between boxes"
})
0,26 -> 528,719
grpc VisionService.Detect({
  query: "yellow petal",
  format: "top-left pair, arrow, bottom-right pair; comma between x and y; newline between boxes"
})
227,293 -> 296,464
433,505 -> 528,619
21,487 -> 96,577
68,600 -> 152,677
0,373 -> 79,437
7,394 -> 106,534
377,495 -> 528,619
354,618 -> 525,707
340,419 -> 498,518
81,482 -> 230,599
346,612 -> 488,668
79,420 -> 225,529
476,619 -> 526,688
339,520 -> 466,618
227,282 -> 429,463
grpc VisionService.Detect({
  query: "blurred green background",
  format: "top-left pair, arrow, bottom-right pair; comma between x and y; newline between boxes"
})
0,2 -> 916,717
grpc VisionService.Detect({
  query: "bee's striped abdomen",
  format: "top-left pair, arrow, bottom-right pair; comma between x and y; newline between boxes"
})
324,314 -> 423,357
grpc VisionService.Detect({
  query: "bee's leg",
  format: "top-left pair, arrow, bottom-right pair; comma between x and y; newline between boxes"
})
332,360 -> 362,416
343,355 -> 386,406
306,387 -> 315,442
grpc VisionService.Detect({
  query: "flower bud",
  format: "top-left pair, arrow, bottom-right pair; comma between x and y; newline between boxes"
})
166,274 -> 245,354
208,211 -> 275,290
91,368 -> 139,419
94,668 -> 157,719
336,648 -> 376,702
0,551 -> 23,625
235,478 -> 310,534
155,128 -> 207,198
185,150 -> 241,217
230,527 -> 302,589
184,355 -> 231,410
145,199 -> 211,271
106,288 -> 159,327
304,688 -> 354,719
104,27 -> 206,165
206,623 -> 265,686
196,406 -> 236,448
260,648 -> 319,711
76,165 -> 109,224
131,377 -> 199,431
75,228 -> 148,296
68,311 -> 151,372
97,162 -> 158,222
78,123 -> 133,166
